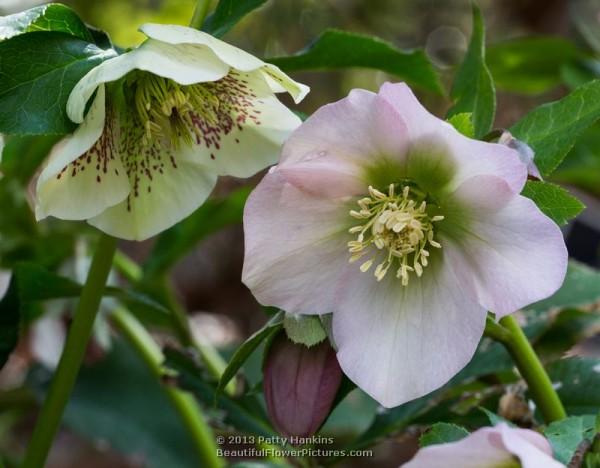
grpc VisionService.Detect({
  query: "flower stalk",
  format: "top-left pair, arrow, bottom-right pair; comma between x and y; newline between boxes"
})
486,315 -> 566,423
23,234 -> 117,468
190,0 -> 212,30
110,307 -> 223,468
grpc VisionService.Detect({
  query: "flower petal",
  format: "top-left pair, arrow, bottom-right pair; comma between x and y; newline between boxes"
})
36,85 -> 130,221
88,145 -> 217,241
278,89 -> 410,197
67,40 -> 231,123
242,170 -> 351,315
443,176 -> 568,317
403,427 -> 513,468
332,258 -> 486,408
499,424 -> 564,468
379,82 -> 527,193
139,23 -> 309,103
179,70 -> 302,178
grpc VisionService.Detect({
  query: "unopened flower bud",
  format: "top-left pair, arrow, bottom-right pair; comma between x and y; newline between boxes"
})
263,333 -> 342,438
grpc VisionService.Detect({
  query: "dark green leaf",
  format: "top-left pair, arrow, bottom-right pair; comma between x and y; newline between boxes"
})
202,0 -> 267,38
419,423 -> 469,447
165,347 -> 277,438
0,32 -> 116,135
28,339 -> 200,468
510,79 -> 600,176
544,415 -> 597,464
143,187 -> 250,277
268,29 -> 443,95
547,358 -> 600,415
521,180 -> 584,225
528,261 -> 600,313
448,5 -> 495,138
487,37 -> 582,95
0,3 -> 93,42
217,311 -> 284,395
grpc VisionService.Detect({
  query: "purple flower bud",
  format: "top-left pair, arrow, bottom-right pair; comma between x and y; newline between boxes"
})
263,333 -> 342,438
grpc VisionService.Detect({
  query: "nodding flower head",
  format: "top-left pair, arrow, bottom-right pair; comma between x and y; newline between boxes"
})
35,23 -> 309,241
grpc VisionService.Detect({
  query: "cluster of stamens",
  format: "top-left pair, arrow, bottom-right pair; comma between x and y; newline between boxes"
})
128,73 -> 220,150
348,184 -> 444,285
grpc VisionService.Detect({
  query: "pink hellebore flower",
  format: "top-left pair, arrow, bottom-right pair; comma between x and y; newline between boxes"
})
403,423 -> 564,468
242,83 -> 567,407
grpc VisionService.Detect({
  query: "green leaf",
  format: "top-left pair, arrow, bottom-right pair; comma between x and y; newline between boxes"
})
0,32 -> 116,135
165,347 -> 278,438
547,358 -> 600,415
529,261 -> 600,313
216,311 -> 284,395
0,135 -> 61,183
28,339 -> 201,468
487,37 -> 583,95
268,29 -> 443,95
448,5 -> 495,138
510,79 -> 600,176
521,180 -> 584,225
447,113 -> 475,138
419,422 -> 469,447
283,314 -> 326,347
143,187 -> 250,277
544,415 -> 597,464
202,0 -> 267,38
0,3 -> 93,42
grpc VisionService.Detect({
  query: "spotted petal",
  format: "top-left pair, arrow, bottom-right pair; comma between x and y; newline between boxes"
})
242,170 -> 351,315
443,175 -> 568,317
88,138 -> 217,241
36,85 -> 130,221
139,23 -> 309,103
332,256 -> 486,408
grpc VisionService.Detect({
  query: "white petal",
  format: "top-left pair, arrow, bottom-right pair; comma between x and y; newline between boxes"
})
242,171 -> 351,315
88,145 -> 217,241
444,177 -> 567,317
332,259 -> 487,408
36,85 -> 130,221
179,70 -> 301,178
499,424 -> 564,468
67,40 -> 231,123
139,23 -> 309,102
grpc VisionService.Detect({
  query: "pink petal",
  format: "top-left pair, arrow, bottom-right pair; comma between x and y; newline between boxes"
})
332,259 -> 486,408
278,89 -> 410,197
499,424 -> 564,468
378,82 -> 527,193
443,176 -> 568,317
403,424 -> 564,468
242,170 -> 351,315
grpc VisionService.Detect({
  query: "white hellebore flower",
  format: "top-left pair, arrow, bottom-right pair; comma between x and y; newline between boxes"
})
35,24 -> 308,240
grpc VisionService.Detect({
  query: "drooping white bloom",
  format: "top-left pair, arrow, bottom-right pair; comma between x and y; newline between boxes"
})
35,24 -> 308,240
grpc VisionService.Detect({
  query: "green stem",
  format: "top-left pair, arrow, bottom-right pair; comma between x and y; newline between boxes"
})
113,250 -> 234,394
111,308 -> 223,468
22,234 -> 117,468
499,315 -> 567,423
190,0 -> 211,30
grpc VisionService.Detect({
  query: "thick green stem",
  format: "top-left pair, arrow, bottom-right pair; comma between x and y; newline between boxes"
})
111,308 -> 223,468
190,0 -> 211,29
499,315 -> 567,423
22,234 -> 117,468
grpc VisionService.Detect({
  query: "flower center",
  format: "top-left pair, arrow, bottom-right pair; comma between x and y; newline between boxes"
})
126,72 -> 221,150
347,184 -> 444,285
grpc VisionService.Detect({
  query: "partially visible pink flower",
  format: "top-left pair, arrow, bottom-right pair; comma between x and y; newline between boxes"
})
403,423 -> 564,468
242,83 -> 567,407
